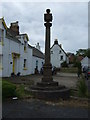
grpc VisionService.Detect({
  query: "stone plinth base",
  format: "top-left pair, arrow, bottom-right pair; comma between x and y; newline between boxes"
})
27,81 -> 70,100
37,81 -> 58,87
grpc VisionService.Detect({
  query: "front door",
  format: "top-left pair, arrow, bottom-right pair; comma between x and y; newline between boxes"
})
12,53 -> 20,75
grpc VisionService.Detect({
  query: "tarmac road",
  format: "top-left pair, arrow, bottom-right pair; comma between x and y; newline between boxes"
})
2,99 -> 88,119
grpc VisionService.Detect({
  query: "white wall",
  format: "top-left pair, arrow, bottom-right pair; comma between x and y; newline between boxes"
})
51,44 -> 68,68
0,20 -> 44,77
81,56 -> 90,68
1,30 -> 33,77
32,56 -> 44,74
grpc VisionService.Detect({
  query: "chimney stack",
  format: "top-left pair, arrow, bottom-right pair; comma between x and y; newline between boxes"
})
10,21 -> 19,35
54,39 -> 58,44
36,43 -> 40,51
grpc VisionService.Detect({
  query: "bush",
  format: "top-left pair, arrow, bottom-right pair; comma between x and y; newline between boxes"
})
77,79 -> 88,97
61,61 -> 68,67
2,80 -> 16,99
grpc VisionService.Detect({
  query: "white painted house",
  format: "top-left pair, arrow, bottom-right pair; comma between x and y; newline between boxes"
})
81,56 -> 90,69
50,39 -> 69,68
0,18 -> 44,77
31,46 -> 44,74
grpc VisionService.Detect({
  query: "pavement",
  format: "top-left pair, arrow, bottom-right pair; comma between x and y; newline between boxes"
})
4,72 -> 78,89
2,99 -> 89,119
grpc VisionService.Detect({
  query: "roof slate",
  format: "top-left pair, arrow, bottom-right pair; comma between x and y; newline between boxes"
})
51,42 -> 68,57
6,28 -> 21,43
32,47 -> 44,59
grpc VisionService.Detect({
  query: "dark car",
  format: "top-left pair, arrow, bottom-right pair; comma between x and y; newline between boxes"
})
85,67 -> 90,80
87,67 -> 90,77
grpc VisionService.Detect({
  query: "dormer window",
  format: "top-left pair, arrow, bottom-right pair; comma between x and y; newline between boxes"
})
23,59 -> 27,70
0,28 -> 4,45
24,41 -> 27,52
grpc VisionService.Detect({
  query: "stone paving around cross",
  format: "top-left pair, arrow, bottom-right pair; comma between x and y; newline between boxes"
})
5,72 -> 78,88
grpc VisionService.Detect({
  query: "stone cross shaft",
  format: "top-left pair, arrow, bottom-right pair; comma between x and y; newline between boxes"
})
42,9 -> 53,82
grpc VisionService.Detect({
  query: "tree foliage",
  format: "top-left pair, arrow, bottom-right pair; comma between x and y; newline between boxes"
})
85,49 -> 90,58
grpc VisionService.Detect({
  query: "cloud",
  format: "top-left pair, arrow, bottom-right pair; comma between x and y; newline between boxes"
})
1,2 -> 88,53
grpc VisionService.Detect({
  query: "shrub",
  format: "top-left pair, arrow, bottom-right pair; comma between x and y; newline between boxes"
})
77,79 -> 88,97
2,80 -> 16,99
61,61 -> 68,67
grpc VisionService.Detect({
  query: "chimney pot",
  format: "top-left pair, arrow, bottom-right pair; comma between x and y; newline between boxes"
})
10,21 -> 19,35
54,39 -> 58,44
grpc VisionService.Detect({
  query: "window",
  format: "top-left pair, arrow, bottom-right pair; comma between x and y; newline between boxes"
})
36,60 -> 38,66
24,41 -> 27,52
23,59 -> 26,68
61,56 -> 63,60
51,51 -> 53,54
0,29 -> 4,44
36,60 -> 38,68
59,50 -> 61,54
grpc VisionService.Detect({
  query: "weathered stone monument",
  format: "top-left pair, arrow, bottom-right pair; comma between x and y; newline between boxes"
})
29,9 -> 70,100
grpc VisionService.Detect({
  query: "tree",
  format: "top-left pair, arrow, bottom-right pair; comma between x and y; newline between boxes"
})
76,49 -> 87,56
61,61 -> 68,67
85,49 -> 90,58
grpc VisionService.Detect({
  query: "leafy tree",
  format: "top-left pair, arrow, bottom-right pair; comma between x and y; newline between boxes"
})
76,49 -> 87,56
61,61 -> 68,67
85,49 -> 90,58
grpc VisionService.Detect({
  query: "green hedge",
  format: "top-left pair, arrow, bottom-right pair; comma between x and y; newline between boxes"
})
2,80 -> 16,99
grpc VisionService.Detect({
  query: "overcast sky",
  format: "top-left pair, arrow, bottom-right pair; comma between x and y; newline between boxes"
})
0,1 -> 88,53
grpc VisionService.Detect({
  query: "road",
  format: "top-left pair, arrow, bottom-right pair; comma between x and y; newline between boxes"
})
2,99 -> 88,119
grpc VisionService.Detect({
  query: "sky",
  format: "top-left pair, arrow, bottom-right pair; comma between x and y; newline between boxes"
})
0,0 -> 88,53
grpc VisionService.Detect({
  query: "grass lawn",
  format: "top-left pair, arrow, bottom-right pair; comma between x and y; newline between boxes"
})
2,80 -> 33,100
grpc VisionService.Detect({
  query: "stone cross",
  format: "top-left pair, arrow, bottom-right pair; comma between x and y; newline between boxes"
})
42,9 -> 53,82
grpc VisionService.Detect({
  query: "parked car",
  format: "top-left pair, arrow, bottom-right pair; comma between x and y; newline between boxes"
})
85,67 -> 90,80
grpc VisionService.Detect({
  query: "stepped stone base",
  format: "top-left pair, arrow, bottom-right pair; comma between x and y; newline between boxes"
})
27,81 -> 70,100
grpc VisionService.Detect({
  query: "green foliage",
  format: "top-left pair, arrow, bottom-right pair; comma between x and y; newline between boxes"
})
76,48 -> 90,58
77,79 -> 88,97
76,49 -> 87,56
2,80 -> 16,99
85,48 -> 90,58
74,61 -> 82,74
61,61 -> 68,67
15,85 -> 26,98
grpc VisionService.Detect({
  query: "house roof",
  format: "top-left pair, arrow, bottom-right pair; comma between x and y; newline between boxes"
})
19,34 -> 29,41
0,17 -> 7,29
28,44 -> 33,49
6,28 -> 21,43
51,39 -> 68,57
28,44 -> 44,59
32,47 -> 44,59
